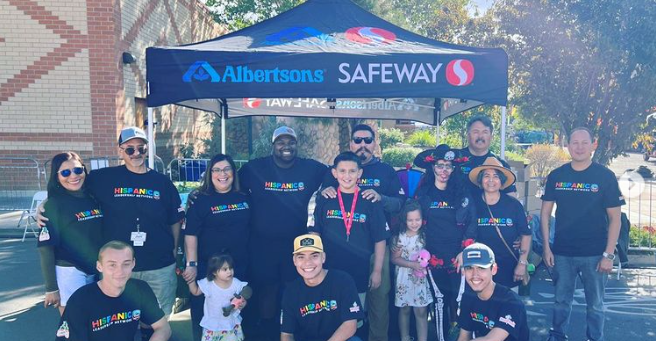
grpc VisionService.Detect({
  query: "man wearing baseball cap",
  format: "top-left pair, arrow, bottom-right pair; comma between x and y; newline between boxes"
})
281,234 -> 364,341
238,126 -> 327,337
457,243 -> 529,341
38,127 -> 184,339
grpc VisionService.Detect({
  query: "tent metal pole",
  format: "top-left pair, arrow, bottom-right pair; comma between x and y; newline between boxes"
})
147,107 -> 155,169
435,123 -> 440,146
500,106 -> 507,159
221,114 -> 226,154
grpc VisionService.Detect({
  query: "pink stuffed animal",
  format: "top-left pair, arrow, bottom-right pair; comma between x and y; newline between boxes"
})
410,249 -> 431,278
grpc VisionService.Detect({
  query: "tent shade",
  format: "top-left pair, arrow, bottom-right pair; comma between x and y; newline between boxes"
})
146,0 -> 507,124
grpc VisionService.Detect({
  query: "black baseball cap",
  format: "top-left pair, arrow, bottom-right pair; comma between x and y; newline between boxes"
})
462,243 -> 495,268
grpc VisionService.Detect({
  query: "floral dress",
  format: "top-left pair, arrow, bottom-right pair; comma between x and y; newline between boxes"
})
394,232 -> 434,307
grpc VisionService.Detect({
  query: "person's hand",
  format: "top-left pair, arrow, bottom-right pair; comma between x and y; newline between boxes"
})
235,297 -> 247,310
36,200 -> 49,227
512,237 -> 521,250
597,257 -> 613,273
514,263 -> 527,282
543,247 -> 555,268
361,189 -> 381,202
369,270 -> 382,289
187,189 -> 199,207
410,262 -> 424,271
182,266 -> 197,283
454,252 -> 464,273
321,186 -> 337,199
44,291 -> 60,309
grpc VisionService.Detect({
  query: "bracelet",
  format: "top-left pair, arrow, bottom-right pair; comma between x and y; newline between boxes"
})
518,260 -> 528,265
46,290 -> 59,295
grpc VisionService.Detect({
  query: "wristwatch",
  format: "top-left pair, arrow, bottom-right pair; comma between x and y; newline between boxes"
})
602,252 -> 616,261
186,261 -> 198,267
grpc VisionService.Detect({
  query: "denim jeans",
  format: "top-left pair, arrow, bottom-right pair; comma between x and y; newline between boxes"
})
549,255 -> 608,341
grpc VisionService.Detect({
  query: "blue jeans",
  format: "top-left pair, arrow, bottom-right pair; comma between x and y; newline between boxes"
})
550,255 -> 608,341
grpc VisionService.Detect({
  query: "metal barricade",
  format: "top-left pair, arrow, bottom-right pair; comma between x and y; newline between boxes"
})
623,178 -> 656,251
0,158 -> 42,211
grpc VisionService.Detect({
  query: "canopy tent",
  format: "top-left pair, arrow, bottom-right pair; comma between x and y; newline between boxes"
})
145,0 -> 509,165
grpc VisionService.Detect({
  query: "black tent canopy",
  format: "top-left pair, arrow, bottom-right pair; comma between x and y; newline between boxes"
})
145,0 -> 508,158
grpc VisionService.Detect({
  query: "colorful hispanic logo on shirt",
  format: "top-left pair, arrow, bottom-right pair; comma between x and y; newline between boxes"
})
326,210 -> 367,223
75,209 -> 103,221
429,201 -> 454,209
554,182 -> 599,192
477,217 -> 514,227
210,202 -> 249,214
91,310 -> 141,332
470,312 -> 495,329
299,300 -> 337,317
113,187 -> 161,200
358,178 -> 381,187
264,182 -> 305,192
460,165 -> 472,174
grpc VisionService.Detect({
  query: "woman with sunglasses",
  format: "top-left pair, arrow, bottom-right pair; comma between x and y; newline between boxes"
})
37,152 -> 104,315
412,144 -> 476,336
182,154 -> 251,341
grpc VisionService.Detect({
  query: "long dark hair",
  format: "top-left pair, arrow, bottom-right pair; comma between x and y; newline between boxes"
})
393,199 -> 426,246
198,154 -> 239,195
414,162 -> 466,202
47,152 -> 87,196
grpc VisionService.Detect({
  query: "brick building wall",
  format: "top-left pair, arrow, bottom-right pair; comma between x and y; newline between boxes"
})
0,0 -> 224,174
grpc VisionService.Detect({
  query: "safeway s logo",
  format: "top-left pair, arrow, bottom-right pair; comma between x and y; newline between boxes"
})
446,59 -> 474,86
345,27 -> 396,44
243,98 -> 262,108
182,61 -> 220,82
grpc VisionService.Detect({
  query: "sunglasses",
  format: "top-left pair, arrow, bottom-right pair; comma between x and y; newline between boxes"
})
58,167 -> 85,177
352,137 -> 374,144
121,146 -> 147,155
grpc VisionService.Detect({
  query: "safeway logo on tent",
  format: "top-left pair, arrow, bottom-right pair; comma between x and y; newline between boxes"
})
345,27 -> 396,44
445,59 -> 475,86
243,98 -> 262,108
182,61 -> 220,82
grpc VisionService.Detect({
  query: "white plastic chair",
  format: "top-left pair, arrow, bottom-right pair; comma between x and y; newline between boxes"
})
19,191 -> 48,242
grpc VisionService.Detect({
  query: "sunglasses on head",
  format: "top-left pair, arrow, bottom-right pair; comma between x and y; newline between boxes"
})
352,137 -> 374,144
121,146 -> 147,155
58,167 -> 85,177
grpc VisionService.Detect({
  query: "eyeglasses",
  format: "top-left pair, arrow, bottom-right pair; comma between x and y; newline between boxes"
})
58,167 -> 85,177
352,137 -> 374,144
121,146 -> 147,155
211,167 -> 233,174
434,164 -> 455,171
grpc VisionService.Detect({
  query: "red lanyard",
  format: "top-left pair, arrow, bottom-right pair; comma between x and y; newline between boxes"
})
337,187 -> 359,241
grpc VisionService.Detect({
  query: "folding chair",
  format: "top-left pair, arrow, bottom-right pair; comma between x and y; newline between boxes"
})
20,191 -> 48,242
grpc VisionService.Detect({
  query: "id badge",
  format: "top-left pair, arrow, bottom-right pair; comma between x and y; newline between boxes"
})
131,231 -> 147,247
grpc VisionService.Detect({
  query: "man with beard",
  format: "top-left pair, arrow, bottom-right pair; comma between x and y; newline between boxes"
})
322,124 -> 405,341
40,127 -> 184,340
458,116 -> 517,196
238,126 -> 327,339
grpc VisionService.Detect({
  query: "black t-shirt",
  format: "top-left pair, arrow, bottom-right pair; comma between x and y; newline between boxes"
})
472,194 -> 531,260
418,186 -> 476,260
322,158 -> 406,221
281,270 -> 364,341
310,192 -> 390,292
458,284 -> 530,341
238,156 -> 326,242
55,279 -> 164,341
185,191 -> 251,276
38,192 -> 104,275
86,166 -> 184,271
541,162 -> 625,256
459,148 -> 517,194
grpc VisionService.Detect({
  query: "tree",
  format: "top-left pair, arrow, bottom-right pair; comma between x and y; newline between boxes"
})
492,0 -> 656,165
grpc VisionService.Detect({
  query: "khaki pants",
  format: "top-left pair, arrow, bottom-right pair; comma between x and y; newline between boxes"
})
366,249 -> 391,341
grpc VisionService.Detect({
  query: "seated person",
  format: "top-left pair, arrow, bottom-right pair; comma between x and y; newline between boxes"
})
281,234 -> 364,341
55,241 -> 171,341
457,243 -> 529,341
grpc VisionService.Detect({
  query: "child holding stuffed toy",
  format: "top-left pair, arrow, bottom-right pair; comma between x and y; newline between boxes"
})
391,200 -> 433,341
187,254 -> 249,341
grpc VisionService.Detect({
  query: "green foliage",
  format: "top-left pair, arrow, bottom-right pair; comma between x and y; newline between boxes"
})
504,151 -> 526,162
629,225 -> 656,248
406,129 -> 436,147
379,128 -> 405,150
382,147 -> 422,168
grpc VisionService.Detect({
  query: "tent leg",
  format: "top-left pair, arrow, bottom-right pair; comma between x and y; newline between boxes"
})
435,123 -> 440,146
148,107 -> 155,169
221,114 -> 226,154
500,106 -> 507,159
